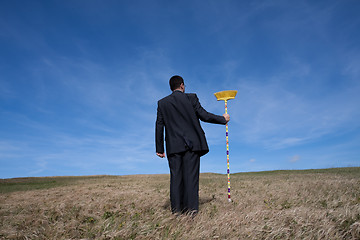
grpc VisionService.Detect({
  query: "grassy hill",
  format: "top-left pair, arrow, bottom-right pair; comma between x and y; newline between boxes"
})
1,167 -> 359,239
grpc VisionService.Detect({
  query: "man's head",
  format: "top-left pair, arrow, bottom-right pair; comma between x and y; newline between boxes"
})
169,75 -> 185,92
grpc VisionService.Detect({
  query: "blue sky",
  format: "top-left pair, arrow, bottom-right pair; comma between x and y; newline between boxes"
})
1,0 -> 359,178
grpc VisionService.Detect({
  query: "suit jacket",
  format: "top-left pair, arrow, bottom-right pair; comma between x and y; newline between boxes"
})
156,90 -> 226,157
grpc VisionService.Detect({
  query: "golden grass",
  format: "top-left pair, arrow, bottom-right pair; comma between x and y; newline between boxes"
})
1,168 -> 359,239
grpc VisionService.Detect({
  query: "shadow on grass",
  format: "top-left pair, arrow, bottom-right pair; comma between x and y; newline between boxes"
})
162,196 -> 216,210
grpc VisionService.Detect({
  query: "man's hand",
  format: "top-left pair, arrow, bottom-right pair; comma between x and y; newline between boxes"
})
156,152 -> 166,158
223,113 -> 230,123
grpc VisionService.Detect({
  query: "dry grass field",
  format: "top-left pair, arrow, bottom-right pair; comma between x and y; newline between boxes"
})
1,167 -> 359,239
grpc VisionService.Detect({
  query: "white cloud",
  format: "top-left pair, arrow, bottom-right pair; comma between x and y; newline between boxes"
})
290,155 -> 300,163
229,68 -> 360,150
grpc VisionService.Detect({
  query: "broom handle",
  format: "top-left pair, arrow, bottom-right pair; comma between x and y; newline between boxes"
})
225,100 -> 231,202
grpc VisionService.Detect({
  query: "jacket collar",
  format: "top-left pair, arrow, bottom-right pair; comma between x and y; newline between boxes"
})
173,90 -> 183,93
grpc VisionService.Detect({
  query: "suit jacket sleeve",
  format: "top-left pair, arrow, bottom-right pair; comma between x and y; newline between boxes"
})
189,94 -> 227,124
155,102 -> 165,153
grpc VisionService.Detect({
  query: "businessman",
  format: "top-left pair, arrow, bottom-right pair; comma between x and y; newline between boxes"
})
155,75 -> 230,214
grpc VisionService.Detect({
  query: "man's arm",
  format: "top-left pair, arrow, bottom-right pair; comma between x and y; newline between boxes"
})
190,94 -> 229,124
155,103 -> 165,158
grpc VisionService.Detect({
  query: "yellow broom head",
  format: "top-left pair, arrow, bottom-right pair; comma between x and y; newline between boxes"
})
214,90 -> 238,101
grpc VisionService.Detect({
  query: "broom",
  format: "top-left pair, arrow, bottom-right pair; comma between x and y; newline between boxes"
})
214,90 -> 237,202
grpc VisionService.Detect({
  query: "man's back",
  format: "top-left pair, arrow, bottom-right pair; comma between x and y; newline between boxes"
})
156,90 -> 226,157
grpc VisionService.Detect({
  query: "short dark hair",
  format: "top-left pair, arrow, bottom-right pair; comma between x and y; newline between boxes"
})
169,75 -> 184,91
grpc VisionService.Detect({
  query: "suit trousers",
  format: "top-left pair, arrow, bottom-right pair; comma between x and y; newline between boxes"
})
168,150 -> 200,213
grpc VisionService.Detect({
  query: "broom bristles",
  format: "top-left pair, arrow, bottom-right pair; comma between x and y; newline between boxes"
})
214,90 -> 238,101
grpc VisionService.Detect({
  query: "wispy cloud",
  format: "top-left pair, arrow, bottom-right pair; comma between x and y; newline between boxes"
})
290,155 -> 301,163
230,65 -> 360,150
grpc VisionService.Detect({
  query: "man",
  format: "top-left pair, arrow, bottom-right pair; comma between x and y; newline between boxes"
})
155,75 -> 230,214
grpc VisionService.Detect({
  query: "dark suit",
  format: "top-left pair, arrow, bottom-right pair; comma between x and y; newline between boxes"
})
156,90 -> 226,213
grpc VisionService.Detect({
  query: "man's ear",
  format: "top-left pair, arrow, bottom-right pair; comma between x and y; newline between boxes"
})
181,83 -> 185,92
